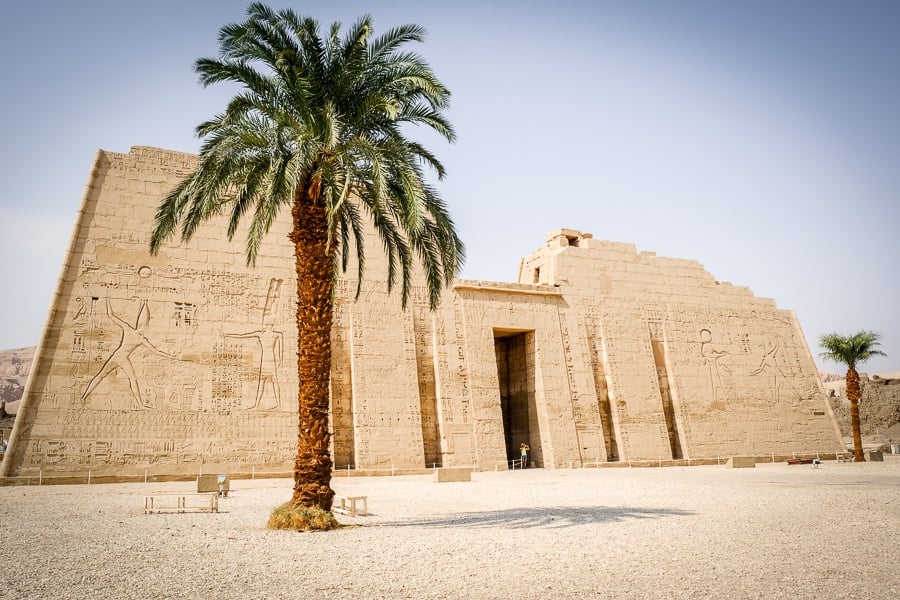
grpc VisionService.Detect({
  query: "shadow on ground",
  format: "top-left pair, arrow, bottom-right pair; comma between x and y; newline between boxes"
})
381,505 -> 694,529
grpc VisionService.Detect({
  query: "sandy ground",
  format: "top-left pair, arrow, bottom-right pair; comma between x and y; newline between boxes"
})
1,458 -> 898,600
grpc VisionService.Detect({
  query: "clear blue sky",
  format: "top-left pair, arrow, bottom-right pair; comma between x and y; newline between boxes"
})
1,0 -> 898,374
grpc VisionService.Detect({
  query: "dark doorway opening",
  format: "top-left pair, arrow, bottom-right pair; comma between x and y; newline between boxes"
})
494,329 -> 537,465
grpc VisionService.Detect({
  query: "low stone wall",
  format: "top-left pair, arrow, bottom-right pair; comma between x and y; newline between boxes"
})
725,457 -> 756,468
433,467 -> 472,482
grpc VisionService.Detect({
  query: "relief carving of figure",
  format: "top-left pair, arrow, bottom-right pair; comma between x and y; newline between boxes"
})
224,278 -> 284,411
81,299 -> 177,408
750,336 -> 791,407
700,328 -> 730,410
225,322 -> 284,410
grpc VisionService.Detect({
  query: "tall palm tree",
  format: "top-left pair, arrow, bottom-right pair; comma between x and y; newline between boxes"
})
819,331 -> 885,462
150,3 -> 464,511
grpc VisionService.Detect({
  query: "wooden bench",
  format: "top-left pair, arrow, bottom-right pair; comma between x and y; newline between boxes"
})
836,452 -> 853,463
144,493 -> 219,514
333,495 -> 367,517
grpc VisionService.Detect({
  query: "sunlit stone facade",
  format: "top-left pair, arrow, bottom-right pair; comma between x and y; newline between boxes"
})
1,147 -> 843,480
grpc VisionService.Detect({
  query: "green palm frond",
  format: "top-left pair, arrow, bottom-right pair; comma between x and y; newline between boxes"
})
819,331 -> 886,370
150,3 -> 464,309
369,24 -> 427,59
337,200 -> 366,301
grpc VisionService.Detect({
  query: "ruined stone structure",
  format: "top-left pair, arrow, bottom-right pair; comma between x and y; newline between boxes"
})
827,375 -> 900,437
1,147 -> 844,481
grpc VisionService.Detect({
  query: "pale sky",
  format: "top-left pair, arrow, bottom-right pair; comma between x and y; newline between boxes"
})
1,0 -> 898,374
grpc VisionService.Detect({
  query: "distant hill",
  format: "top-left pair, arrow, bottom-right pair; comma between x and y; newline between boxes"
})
0,346 -> 35,412
0,346 -> 34,379
820,372 -> 844,384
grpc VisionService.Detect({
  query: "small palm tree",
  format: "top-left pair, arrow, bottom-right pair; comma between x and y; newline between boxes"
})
150,3 -> 464,516
819,331 -> 885,462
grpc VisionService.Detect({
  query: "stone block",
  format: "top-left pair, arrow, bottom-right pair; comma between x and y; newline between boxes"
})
433,467 -> 472,483
864,451 -> 884,462
197,473 -> 230,496
725,456 -> 756,468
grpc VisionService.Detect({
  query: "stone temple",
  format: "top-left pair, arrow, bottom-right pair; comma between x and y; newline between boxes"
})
1,147 -> 844,481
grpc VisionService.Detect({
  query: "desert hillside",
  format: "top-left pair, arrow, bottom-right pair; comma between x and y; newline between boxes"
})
0,346 -> 34,408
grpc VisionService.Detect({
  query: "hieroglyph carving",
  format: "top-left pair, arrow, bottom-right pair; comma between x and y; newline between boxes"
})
0,148 -> 842,480
81,299 -> 180,409
224,279 -> 284,411
699,328 -> 730,411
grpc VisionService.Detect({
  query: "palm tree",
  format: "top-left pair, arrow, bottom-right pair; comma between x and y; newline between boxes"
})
150,3 -> 464,512
819,331 -> 885,462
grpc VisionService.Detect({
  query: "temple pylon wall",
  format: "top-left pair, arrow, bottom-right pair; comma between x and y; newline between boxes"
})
1,147 -> 844,481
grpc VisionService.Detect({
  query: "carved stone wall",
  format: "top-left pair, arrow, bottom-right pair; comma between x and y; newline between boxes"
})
2,148 -> 300,478
517,229 -> 843,461
0,148 -> 844,481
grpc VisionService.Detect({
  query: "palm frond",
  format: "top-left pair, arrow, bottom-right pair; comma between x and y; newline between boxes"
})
819,330 -> 886,369
151,3 -> 463,310
369,24 -> 427,59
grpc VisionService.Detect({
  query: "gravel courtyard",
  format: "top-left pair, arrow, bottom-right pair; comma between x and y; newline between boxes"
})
1,458 -> 898,599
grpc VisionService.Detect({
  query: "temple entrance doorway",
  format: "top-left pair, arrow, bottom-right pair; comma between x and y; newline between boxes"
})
493,329 -> 539,467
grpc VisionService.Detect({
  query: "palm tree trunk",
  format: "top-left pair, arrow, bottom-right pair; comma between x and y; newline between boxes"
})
289,188 -> 336,510
846,367 -> 864,462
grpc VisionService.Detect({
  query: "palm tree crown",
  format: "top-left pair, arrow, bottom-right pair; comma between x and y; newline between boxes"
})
150,2 -> 464,308
819,331 -> 885,370
148,3 -> 464,517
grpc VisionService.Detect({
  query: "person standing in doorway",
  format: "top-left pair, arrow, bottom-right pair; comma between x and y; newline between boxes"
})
520,441 -> 530,468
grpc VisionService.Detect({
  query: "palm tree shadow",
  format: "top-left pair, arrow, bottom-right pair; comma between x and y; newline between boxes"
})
382,506 -> 694,529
